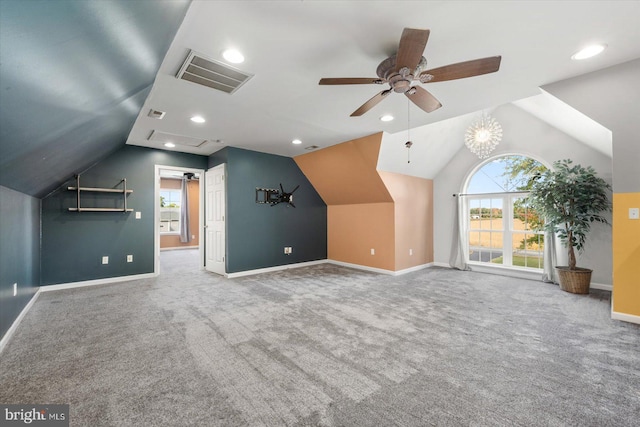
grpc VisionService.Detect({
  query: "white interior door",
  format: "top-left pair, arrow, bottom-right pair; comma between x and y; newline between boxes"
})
205,164 -> 226,274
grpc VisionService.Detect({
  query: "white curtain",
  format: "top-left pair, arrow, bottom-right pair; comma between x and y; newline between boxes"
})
179,177 -> 191,243
449,195 -> 470,270
541,229 -> 556,283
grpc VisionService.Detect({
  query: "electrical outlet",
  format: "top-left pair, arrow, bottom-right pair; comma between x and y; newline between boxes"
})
13,283 -> 17,297
135,211 -> 141,219
409,249 -> 413,256
371,248 -> 375,255
127,255 -> 133,263
284,247 -> 292,254
102,256 -> 109,265
629,207 -> 639,220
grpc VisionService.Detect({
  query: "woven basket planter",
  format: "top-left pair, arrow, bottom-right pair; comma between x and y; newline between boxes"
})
556,267 -> 592,294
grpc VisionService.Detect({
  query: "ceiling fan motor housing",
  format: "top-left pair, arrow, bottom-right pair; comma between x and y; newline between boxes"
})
377,55 -> 428,93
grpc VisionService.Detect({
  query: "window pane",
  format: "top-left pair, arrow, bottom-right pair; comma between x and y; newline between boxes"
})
511,230 -> 544,270
159,188 -> 181,233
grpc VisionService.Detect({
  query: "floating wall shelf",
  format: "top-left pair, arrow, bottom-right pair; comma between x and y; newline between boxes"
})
68,175 -> 133,212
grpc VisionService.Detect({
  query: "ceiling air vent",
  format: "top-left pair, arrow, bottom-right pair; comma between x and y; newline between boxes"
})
176,50 -> 253,94
305,145 -> 320,150
148,130 -> 209,148
148,109 -> 166,119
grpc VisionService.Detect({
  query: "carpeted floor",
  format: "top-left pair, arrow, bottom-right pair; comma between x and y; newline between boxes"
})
1,249 -> 639,426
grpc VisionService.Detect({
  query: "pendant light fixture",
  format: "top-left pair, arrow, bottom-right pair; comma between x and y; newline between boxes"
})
464,113 -> 502,159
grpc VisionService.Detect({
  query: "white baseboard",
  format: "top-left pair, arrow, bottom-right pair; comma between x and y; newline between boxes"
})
611,310 -> 640,325
160,246 -> 198,251
0,289 -> 40,354
327,260 -> 395,275
225,260 -> 328,278
327,260 -> 435,276
39,272 -> 157,292
468,263 -> 544,282
391,262 -> 435,275
432,262 -> 451,268
590,282 -> 613,292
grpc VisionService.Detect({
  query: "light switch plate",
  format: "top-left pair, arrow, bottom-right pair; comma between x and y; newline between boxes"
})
135,211 -> 141,219
629,207 -> 639,220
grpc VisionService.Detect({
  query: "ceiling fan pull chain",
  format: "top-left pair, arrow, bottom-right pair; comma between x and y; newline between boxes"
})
407,102 -> 411,163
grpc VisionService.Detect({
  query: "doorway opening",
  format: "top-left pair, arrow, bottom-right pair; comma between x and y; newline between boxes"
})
154,165 -> 205,275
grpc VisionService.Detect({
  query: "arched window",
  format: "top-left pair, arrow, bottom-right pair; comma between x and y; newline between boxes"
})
463,155 -> 548,270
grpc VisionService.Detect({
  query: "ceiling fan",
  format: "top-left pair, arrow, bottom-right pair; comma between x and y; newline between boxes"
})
319,28 -> 502,116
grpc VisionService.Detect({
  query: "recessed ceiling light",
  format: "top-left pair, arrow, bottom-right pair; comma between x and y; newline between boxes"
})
571,44 -> 607,60
164,142 -> 175,148
380,115 -> 394,122
190,115 -> 205,123
292,139 -> 302,145
222,48 -> 244,64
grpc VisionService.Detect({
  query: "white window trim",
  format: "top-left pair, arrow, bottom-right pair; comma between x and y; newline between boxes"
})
464,191 -> 543,272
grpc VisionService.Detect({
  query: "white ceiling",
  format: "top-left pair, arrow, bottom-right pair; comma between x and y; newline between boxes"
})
126,0 -> 640,159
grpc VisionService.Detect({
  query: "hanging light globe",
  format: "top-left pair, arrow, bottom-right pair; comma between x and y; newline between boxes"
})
465,115 -> 503,159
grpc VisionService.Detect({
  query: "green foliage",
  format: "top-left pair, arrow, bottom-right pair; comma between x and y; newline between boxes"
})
526,159 -> 611,270
502,156 -> 547,248
501,155 -> 548,191
160,196 -> 178,208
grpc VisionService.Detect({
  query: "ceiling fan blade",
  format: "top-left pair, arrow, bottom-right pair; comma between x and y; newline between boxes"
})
406,86 -> 442,113
394,28 -> 430,73
319,78 -> 383,85
350,90 -> 391,117
422,56 -> 502,83
290,185 -> 300,194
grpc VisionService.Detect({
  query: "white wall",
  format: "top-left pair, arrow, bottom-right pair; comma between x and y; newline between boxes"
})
542,59 -> 640,193
433,103 -> 613,285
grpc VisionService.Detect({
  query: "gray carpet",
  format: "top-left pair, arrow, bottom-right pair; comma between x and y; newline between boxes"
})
1,249 -> 639,426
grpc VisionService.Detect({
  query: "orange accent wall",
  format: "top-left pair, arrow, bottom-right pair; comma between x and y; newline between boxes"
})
328,203 -> 395,270
294,132 -> 392,205
295,133 -> 434,272
160,178 -> 199,249
612,192 -> 640,317
379,171 -> 434,270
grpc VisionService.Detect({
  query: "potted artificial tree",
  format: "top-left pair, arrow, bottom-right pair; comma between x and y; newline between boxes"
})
527,159 -> 611,294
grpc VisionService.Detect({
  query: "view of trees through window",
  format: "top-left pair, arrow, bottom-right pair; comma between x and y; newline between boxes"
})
466,155 -> 547,269
160,189 -> 181,233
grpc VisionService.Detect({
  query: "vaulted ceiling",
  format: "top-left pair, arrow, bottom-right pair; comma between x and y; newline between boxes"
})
1,0 -> 639,198
0,0 -> 191,197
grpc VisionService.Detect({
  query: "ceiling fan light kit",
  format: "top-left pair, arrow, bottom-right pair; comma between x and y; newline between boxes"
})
319,27 -> 502,116
464,114 -> 503,159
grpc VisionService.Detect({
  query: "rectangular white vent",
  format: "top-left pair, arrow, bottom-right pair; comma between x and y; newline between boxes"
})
148,130 -> 209,148
176,50 -> 253,94
148,109 -> 166,119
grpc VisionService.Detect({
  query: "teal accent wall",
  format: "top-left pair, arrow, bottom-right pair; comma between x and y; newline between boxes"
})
209,147 -> 327,273
41,146 -> 207,285
0,186 -> 40,339
0,0 -> 192,198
